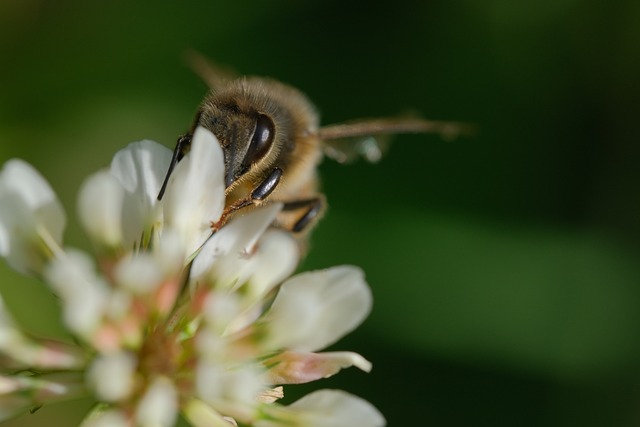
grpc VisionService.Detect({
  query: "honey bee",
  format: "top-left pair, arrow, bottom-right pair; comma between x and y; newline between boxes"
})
158,54 -> 471,238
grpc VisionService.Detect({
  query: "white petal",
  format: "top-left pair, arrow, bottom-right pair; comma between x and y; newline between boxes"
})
163,127 -> 225,255
43,249 -> 109,337
152,228 -> 186,277
286,389 -> 385,427
190,203 -> 282,287
246,229 -> 299,300
202,292 -> 242,334
0,194 -> 42,274
222,229 -> 299,335
44,249 -> 97,296
196,362 -> 263,408
195,326 -> 228,361
183,398 -> 238,427
0,160 -> 65,274
105,288 -> 133,320
110,140 -> 172,210
109,140 -> 172,248
114,253 -> 164,294
77,171 -> 124,248
87,351 -> 136,402
135,377 -> 178,427
0,160 -> 65,231
263,266 -> 372,352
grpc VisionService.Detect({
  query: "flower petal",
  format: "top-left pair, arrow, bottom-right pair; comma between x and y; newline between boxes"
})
162,127 -> 225,256
0,160 -> 65,274
43,249 -> 110,338
221,229 -> 300,335
109,139 -> 172,248
195,361 -> 263,409
256,389 -> 384,427
264,351 -> 371,385
135,376 -> 178,427
114,253 -> 164,295
262,266 -> 372,352
77,171 -> 124,248
190,203 -> 282,288
183,398 -> 238,427
286,389 -> 385,427
110,140 -> 172,211
0,160 -> 65,232
245,229 -> 299,301
87,351 -> 136,402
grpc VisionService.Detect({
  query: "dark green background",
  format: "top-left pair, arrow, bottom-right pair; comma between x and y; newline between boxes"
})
1,0 -> 640,425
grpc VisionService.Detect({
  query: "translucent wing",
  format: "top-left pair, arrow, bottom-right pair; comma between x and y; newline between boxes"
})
318,117 -> 474,163
323,135 -> 391,164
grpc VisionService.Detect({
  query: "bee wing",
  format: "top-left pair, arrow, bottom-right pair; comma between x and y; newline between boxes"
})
184,50 -> 238,90
318,117 -> 474,163
322,135 -> 391,164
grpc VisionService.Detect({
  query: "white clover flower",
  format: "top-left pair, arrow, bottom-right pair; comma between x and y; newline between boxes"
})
0,127 -> 384,426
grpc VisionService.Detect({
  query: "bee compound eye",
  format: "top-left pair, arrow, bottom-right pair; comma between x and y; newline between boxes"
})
245,113 -> 275,164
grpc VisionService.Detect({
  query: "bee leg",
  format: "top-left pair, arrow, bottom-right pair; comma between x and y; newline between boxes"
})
210,168 -> 283,232
250,168 -> 284,202
158,134 -> 193,200
282,197 -> 324,233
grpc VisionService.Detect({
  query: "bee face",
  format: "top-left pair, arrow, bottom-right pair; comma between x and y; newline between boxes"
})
194,78 -> 321,196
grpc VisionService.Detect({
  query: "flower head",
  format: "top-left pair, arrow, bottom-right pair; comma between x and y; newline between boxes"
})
0,128 -> 384,426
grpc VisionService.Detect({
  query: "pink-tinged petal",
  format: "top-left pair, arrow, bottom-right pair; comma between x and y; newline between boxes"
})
264,351 -> 372,385
261,266 -> 372,352
163,127 -> 225,256
28,340 -> 85,370
153,277 -> 182,316
4,338 -> 85,370
109,140 -> 172,248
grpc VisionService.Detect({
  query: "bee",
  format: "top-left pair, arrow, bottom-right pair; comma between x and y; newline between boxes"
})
158,54 -> 471,238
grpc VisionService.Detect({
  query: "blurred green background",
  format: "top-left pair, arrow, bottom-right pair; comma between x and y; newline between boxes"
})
1,0 -> 640,425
